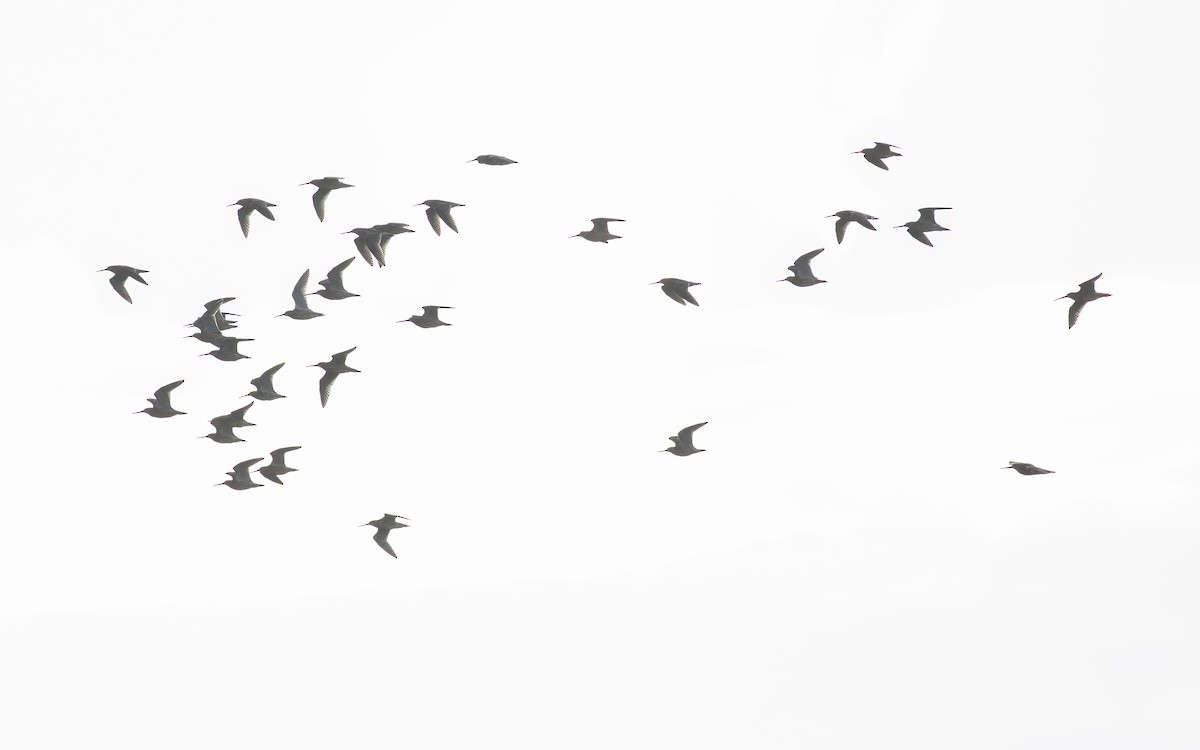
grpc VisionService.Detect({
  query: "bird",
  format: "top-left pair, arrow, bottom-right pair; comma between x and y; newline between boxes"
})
311,258 -> 359,301
652,278 -> 701,306
468,154 -> 517,165
311,347 -> 360,407
200,298 -> 239,330
398,306 -> 453,328
896,207 -> 952,247
246,363 -> 286,400
200,336 -> 253,362
210,402 -> 255,430
853,142 -> 902,170
217,458 -> 264,490
417,200 -> 464,236
1056,273 -> 1111,329
136,380 -> 185,418
278,270 -> 324,320
1003,462 -> 1055,475
201,421 -> 246,444
98,266 -> 149,304
344,228 -> 387,267
257,446 -> 302,485
361,514 -> 410,558
571,218 -> 624,243
661,422 -> 708,456
301,177 -> 353,222
827,211 -> 878,244
779,249 -> 827,287
229,198 -> 276,238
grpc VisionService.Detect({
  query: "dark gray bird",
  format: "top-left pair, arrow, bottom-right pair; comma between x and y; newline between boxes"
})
136,380 -> 185,418
98,266 -> 149,304
652,278 -> 701,306
278,270 -> 324,320
827,211 -> 878,244
246,363 -> 286,400
200,336 -> 253,362
301,177 -> 353,222
312,258 -> 359,301
853,142 -> 902,170
571,218 -> 624,243
417,200 -> 464,235
217,458 -> 264,490
311,347 -> 360,408
229,198 -> 276,238
398,306 -> 453,328
257,446 -> 302,485
661,422 -> 708,456
779,249 -> 827,287
1056,273 -> 1111,329
344,228 -> 387,267
896,207 -> 952,247
201,298 -> 239,330
361,514 -> 410,558
468,154 -> 518,165
210,402 -> 255,431
201,421 -> 246,444
1003,462 -> 1055,475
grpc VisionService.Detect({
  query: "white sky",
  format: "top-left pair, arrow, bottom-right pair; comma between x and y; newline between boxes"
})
3,1 -> 1200,747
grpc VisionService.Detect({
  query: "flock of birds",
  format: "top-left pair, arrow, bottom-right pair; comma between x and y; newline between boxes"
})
99,144 -> 1105,558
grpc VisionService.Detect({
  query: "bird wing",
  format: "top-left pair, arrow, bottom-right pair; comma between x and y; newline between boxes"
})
1067,299 -> 1086,329
660,284 -> 687,305
231,458 -> 263,483
372,527 -> 398,558
256,204 -> 276,221
438,205 -> 459,234
676,422 -> 707,449
291,270 -> 312,309
906,226 -> 933,247
152,380 -> 184,407
258,467 -> 284,484
677,286 -> 699,306
332,347 -> 356,364
856,214 -> 877,231
864,152 -> 889,170
351,235 -> 375,267
269,446 -> 301,465
236,206 -> 253,237
426,206 -> 443,236
833,216 -> 848,244
1078,273 -> 1102,294
319,371 -> 337,407
109,275 -> 134,303
311,188 -> 331,222
789,248 -> 823,276
366,233 -> 386,267
918,207 -> 951,223
128,270 -> 150,285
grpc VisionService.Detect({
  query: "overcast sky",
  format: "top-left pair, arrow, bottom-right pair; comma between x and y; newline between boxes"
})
3,1 -> 1200,748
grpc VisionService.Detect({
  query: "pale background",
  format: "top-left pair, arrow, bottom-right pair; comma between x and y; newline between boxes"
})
2,1 -> 1199,747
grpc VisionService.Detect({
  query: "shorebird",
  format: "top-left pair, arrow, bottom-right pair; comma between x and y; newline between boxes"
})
301,177 -> 353,222
897,207 -> 952,247
217,458 -> 264,490
201,421 -> 246,444
373,222 -> 415,258
200,336 -> 253,362
468,154 -> 517,165
137,380 -> 185,418
278,270 -> 324,320
258,446 -> 302,485
343,228 -> 386,267
571,218 -> 624,243
1056,273 -> 1111,329
361,514 -> 410,558
827,211 -> 878,244
398,306 -> 453,328
417,200 -> 464,236
229,198 -> 276,238
201,298 -> 239,329
779,249 -> 827,287
311,347 -> 360,407
98,266 -> 149,304
853,142 -> 902,170
210,402 -> 255,430
652,278 -> 701,306
312,258 -> 359,301
661,422 -> 708,456
246,363 -> 286,400
1003,462 -> 1055,475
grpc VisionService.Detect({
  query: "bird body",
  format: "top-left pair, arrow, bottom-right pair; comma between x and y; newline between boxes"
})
652,278 -> 701,306
1056,273 -> 1111,329
827,211 -> 878,244
417,200 -> 464,235
229,198 -> 276,238
469,154 -> 517,165
258,446 -> 301,485
279,270 -> 324,320
137,380 -> 185,418
662,422 -> 708,456
301,177 -> 353,222
1003,462 -> 1055,475
344,228 -> 387,267
399,306 -> 453,328
780,248 -> 826,286
311,347 -> 360,407
99,266 -> 149,304
897,207 -> 952,247
361,514 -> 409,557
210,402 -> 255,430
572,218 -> 624,243
201,337 -> 253,362
218,458 -> 264,490
202,422 -> 246,444
246,363 -> 286,400
854,142 -> 902,170
312,258 -> 359,300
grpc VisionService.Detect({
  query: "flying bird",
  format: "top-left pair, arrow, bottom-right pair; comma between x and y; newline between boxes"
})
779,249 -> 827,287
853,142 -> 902,170
896,207 -> 952,247
98,266 -> 149,304
311,347 -> 360,407
301,177 -> 353,222
1003,462 -> 1055,475
417,200 -> 464,236
344,228 -> 387,267
652,278 -> 701,306
136,380 -> 185,418
312,258 -> 359,301
200,298 -> 239,329
210,402 -> 255,430
258,446 -> 302,485
468,154 -> 517,165
201,421 -> 246,444
246,363 -> 286,400
398,306 -> 453,328
571,218 -> 624,243
278,270 -> 324,320
229,198 -> 276,238
827,211 -> 878,244
361,514 -> 410,558
1055,273 -> 1111,329
200,336 -> 253,362
217,458 -> 264,490
661,422 -> 708,456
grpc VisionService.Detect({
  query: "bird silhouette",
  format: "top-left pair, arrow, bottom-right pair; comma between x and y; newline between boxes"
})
827,211 -> 878,244
210,403 -> 255,430
246,363 -> 287,400
779,249 -> 827,287
853,142 -> 902,170
217,458 -> 264,490
1055,273 -> 1111,329
571,218 -> 624,243
229,198 -> 276,238
136,380 -> 185,418
417,200 -> 464,236
896,207 -> 952,247
1003,462 -> 1055,475
662,422 -> 708,456
311,347 -> 360,407
398,306 -> 453,328
343,228 -> 387,267
200,336 -> 253,362
652,278 -> 701,306
278,270 -> 324,320
201,421 -> 246,444
258,446 -> 302,485
98,266 -> 149,304
361,514 -> 410,557
468,154 -> 517,165
312,258 -> 359,301
301,177 -> 353,222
